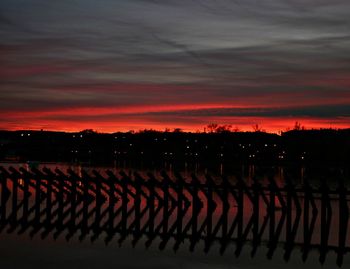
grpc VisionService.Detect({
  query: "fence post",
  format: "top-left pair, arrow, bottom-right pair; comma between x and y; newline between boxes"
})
319,177 -> 332,264
337,178 -> 349,267
189,173 -> 202,252
0,168 -> 10,223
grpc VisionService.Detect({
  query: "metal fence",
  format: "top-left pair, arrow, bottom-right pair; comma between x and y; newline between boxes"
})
0,166 -> 349,266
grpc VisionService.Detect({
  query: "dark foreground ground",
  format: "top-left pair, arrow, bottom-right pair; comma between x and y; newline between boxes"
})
0,233 -> 348,269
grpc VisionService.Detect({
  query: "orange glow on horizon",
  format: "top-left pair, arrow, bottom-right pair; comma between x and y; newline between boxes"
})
1,116 -> 349,134
1,102 -> 349,134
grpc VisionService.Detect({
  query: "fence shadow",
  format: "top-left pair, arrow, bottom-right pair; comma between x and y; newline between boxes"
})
0,166 -> 349,266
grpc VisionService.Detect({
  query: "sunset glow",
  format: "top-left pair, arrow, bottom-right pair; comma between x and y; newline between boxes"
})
1,1 -> 349,133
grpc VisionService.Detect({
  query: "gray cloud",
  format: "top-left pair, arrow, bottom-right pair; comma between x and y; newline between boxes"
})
143,104 -> 350,118
37,104 -> 350,122
1,0 -> 350,130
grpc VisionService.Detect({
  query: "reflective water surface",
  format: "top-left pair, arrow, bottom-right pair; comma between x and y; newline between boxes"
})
0,162 -> 349,268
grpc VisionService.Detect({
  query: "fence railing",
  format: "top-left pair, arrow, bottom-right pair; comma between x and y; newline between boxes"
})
0,166 -> 349,266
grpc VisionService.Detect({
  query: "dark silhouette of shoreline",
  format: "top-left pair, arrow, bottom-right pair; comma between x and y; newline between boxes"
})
0,129 -> 349,167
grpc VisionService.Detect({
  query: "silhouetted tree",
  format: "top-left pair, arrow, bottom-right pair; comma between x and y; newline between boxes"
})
216,125 -> 232,133
293,121 -> 305,131
207,123 -> 218,133
252,124 -> 264,132
80,129 -> 97,134
173,128 -> 183,133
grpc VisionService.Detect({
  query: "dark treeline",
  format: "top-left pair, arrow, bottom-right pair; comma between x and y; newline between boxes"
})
0,128 -> 349,167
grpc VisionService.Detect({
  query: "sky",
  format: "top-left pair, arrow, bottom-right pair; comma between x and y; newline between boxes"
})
1,0 -> 350,133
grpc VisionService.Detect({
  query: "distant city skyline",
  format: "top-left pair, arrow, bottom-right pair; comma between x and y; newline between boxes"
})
1,1 -> 350,132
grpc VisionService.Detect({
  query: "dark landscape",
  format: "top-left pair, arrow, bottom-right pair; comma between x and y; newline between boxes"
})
1,128 -> 350,268
1,0 -> 350,268
1,128 -> 349,167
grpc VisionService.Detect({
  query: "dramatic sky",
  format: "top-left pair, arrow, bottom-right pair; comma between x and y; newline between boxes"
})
1,0 -> 350,132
